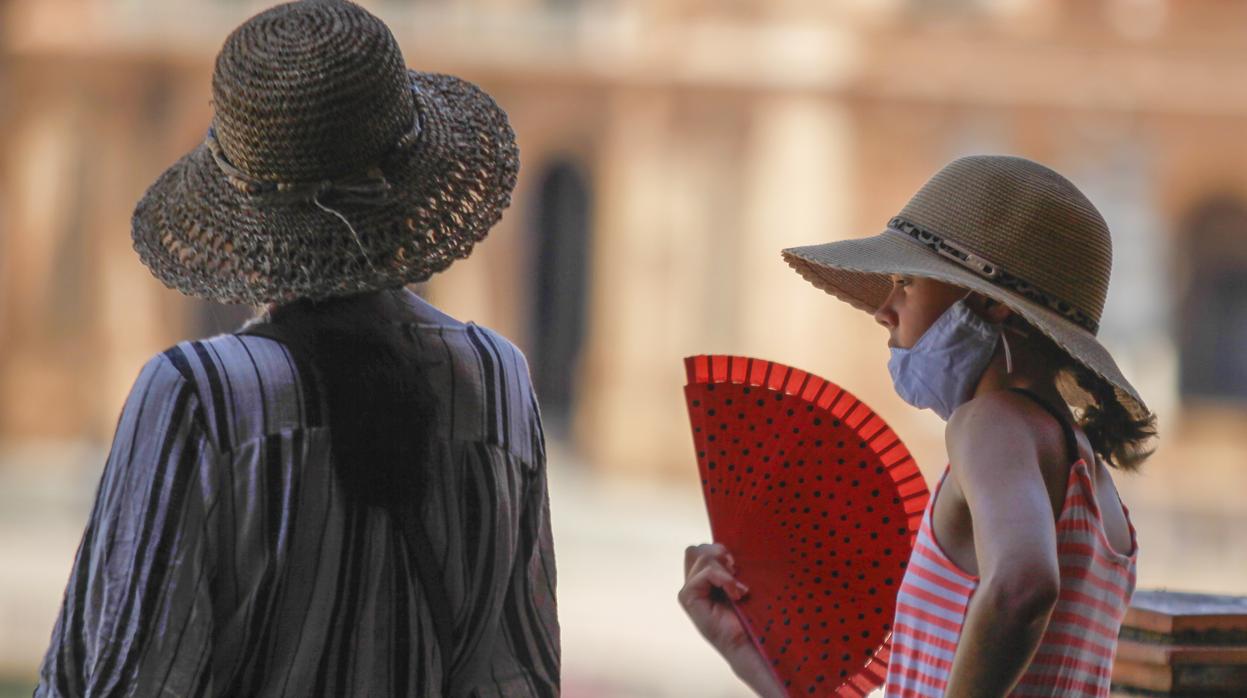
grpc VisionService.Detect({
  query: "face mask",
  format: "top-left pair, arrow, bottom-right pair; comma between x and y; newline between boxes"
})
887,297 -> 1003,421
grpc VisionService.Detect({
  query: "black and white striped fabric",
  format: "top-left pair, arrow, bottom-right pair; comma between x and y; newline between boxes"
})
36,316 -> 559,697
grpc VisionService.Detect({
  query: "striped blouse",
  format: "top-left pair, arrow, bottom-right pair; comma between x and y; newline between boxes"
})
883,460 -> 1137,697
36,315 -> 560,697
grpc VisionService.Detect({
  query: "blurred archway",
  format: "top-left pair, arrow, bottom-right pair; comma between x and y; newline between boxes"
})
1176,196 -> 1247,404
528,159 -> 592,440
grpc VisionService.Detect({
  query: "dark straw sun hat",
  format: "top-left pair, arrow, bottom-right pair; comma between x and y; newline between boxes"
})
132,0 -> 518,306
782,155 -> 1148,420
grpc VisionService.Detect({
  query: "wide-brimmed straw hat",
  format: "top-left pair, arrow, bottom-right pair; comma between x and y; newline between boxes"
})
132,0 -> 518,305
782,155 -> 1148,419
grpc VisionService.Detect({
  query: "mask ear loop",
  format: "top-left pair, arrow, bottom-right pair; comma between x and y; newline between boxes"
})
981,294 -> 1028,375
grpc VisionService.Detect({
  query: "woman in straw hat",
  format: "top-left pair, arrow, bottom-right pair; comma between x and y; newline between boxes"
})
36,1 -> 558,696
680,155 -> 1156,696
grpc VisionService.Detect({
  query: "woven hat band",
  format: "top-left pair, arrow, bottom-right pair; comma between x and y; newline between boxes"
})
890,216 -> 1101,334
206,89 -> 423,203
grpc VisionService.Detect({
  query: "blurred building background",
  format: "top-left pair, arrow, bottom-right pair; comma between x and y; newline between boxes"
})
2,0 -> 1246,695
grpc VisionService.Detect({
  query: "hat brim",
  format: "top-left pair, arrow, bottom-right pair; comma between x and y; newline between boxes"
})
132,71 -> 518,306
782,228 -> 1149,419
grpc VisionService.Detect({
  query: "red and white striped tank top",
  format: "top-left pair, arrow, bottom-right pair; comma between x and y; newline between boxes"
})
882,392 -> 1138,697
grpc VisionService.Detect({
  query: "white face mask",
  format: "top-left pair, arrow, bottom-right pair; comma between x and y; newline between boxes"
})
886,297 -> 1004,421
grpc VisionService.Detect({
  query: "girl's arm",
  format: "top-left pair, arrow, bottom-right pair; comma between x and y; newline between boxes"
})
943,392 -> 1062,697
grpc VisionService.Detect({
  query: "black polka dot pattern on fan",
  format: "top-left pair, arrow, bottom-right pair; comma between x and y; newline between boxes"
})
684,355 -> 930,697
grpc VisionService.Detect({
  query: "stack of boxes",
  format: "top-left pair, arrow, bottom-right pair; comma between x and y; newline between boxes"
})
1111,590 -> 1247,696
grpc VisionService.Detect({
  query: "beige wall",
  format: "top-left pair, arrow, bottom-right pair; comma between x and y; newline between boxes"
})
4,1 -> 1247,501
0,58 -> 206,439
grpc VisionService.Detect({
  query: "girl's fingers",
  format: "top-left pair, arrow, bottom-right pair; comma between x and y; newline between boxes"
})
684,543 -> 737,577
679,562 -> 750,610
688,551 -> 737,582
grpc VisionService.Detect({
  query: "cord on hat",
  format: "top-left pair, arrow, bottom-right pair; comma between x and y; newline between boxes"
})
203,89 -> 426,276
312,192 -> 380,274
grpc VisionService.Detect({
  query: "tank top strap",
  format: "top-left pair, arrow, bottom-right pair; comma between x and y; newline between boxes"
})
1007,387 -> 1078,464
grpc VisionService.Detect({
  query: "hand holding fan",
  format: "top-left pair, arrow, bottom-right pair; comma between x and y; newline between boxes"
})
683,355 -> 930,697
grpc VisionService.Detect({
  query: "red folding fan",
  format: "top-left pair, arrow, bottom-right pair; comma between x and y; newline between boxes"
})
683,355 -> 930,697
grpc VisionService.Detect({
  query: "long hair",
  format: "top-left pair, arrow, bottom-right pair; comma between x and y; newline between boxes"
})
1012,317 -> 1157,472
263,290 -> 438,510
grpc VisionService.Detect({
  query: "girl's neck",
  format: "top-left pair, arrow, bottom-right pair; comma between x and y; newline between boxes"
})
972,338 -> 1066,411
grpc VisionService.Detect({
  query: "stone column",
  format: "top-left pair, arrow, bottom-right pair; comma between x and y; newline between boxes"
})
734,94 -> 880,394
578,87 -> 687,476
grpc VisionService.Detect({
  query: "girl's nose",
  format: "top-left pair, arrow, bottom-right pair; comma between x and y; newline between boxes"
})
874,295 -> 898,329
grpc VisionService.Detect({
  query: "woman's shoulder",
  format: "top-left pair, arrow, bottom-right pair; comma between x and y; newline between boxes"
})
154,333 -> 311,449
465,323 -> 532,374
158,333 -> 301,390
418,323 -> 544,456
416,319 -> 535,385
395,293 -> 534,379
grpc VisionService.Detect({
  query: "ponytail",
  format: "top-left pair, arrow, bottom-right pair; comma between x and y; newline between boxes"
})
1068,364 -> 1157,472
264,290 -> 438,509
1011,316 -> 1157,471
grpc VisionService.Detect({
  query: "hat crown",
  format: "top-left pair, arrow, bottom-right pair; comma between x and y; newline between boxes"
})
211,0 -> 415,183
897,155 -> 1113,326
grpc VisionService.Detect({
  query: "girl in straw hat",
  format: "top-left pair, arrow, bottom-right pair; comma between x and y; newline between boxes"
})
680,155 -> 1156,697
37,2 -> 558,696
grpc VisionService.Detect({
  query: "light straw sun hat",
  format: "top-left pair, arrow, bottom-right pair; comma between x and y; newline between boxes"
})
131,0 -> 518,306
782,154 -> 1148,420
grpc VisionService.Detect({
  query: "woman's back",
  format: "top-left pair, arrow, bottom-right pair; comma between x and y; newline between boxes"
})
37,304 -> 560,697
40,0 -> 547,692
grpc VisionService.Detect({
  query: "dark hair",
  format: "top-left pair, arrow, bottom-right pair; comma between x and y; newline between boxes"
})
268,291 -> 438,510
1066,364 -> 1157,472
1010,316 -> 1157,471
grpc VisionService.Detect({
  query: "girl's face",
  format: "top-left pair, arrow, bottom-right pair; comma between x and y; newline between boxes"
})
873,275 -> 969,349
